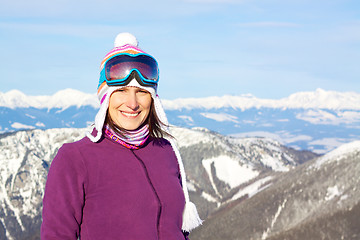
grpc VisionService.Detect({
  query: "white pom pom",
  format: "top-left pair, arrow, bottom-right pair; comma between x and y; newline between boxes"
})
114,32 -> 138,48
182,201 -> 203,232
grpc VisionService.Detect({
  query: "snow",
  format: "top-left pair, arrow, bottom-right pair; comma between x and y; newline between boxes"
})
0,89 -> 98,109
0,148 -> 26,232
202,159 -> 221,197
339,194 -> 349,202
262,198 -> 288,240
230,176 -> 273,201
2,88 -> 360,110
0,184 -> 25,232
260,156 -> 289,172
325,186 -> 341,201
200,112 -> 239,123
170,127 -> 214,148
312,140 -> 360,169
162,88 -> 360,110
186,181 -> 196,192
201,192 -> 219,204
202,155 -> 259,189
0,127 -> 88,235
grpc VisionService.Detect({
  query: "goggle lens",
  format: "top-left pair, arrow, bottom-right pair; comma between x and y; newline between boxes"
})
105,54 -> 159,85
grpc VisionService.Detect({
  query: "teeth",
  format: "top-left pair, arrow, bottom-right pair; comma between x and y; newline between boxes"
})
122,112 -> 139,117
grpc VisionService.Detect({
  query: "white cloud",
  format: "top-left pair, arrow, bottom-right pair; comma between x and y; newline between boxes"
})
11,122 -> 35,130
35,122 -> 46,127
178,115 -> 195,125
308,138 -> 349,154
277,119 -> 289,122
230,131 -> 283,142
296,110 -> 360,125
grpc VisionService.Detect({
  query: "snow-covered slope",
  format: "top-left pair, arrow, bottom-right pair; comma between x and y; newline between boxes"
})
0,127 -> 316,239
0,128 -> 88,240
1,127 -> 357,240
191,140 -> 360,240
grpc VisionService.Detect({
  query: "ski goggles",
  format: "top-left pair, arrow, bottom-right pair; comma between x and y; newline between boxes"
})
99,53 -> 159,87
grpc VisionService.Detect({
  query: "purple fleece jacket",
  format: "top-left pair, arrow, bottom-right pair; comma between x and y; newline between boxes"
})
41,134 -> 186,240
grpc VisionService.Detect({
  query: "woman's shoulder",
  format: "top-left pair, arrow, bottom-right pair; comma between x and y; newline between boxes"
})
58,135 -> 125,158
148,137 -> 172,147
56,136 -> 109,161
52,136 -> 108,169
59,135 -> 94,152
146,137 -> 178,156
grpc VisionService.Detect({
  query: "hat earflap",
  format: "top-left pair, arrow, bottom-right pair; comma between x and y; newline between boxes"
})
153,96 -> 203,231
86,90 -> 111,142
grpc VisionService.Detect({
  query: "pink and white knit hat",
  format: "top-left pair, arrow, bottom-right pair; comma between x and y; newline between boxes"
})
86,33 -> 202,232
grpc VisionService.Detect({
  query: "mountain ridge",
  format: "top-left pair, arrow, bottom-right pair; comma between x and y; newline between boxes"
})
191,140 -> 360,240
2,88 -> 360,110
1,88 -> 360,154
1,127 -> 357,239
0,89 -> 98,109
0,127 -> 318,239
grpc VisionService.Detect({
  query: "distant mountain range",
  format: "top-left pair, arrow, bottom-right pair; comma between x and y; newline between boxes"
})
1,88 -> 360,154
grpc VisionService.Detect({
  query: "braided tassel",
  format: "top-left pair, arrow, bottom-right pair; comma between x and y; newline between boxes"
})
154,95 -> 203,231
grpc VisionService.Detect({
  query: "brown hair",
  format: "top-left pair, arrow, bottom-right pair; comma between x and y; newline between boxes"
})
105,98 -> 172,139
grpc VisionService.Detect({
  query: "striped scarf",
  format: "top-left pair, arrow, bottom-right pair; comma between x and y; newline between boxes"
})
104,124 -> 149,149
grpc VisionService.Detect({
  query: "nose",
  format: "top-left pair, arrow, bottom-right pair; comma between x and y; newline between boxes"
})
125,89 -> 139,110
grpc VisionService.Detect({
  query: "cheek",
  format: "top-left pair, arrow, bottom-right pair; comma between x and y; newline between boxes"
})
143,96 -> 152,111
108,103 -> 116,120
108,95 -> 122,119
109,92 -> 123,108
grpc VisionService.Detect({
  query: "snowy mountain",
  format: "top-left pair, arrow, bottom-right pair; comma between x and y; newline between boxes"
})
1,88 -> 360,153
0,89 -> 98,109
2,88 -> 360,110
0,128 -> 87,239
0,127 -> 317,240
1,88 -> 358,239
191,140 -> 360,240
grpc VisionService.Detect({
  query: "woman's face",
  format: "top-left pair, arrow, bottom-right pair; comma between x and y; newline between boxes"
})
108,86 -> 152,131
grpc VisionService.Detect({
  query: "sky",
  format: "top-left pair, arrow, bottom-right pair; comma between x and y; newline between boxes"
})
0,0 -> 359,100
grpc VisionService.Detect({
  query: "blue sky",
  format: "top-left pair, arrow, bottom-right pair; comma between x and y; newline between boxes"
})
0,0 -> 359,99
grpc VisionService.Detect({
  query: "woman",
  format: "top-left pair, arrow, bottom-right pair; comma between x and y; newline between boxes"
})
41,33 -> 202,239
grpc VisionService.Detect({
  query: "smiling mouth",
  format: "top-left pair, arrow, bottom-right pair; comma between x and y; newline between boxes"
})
121,111 -> 140,117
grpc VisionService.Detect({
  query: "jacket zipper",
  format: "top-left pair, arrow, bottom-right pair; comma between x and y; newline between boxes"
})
131,150 -> 162,239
